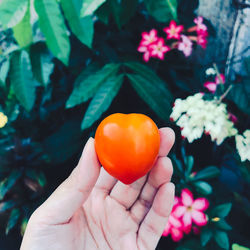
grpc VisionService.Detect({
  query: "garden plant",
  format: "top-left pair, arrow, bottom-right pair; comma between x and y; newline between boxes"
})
0,0 -> 249,249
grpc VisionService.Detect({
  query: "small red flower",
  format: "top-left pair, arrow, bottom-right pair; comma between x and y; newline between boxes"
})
197,34 -> 208,49
215,74 -> 225,84
194,16 -> 207,33
163,20 -> 184,40
150,38 -> 170,60
137,43 -> 151,62
141,29 -> 158,46
204,73 -> 225,93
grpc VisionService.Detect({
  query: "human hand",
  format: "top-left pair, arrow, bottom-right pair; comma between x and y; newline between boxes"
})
20,127 -> 175,250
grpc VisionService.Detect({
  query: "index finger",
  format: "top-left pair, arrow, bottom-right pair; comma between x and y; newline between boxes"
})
158,127 -> 175,157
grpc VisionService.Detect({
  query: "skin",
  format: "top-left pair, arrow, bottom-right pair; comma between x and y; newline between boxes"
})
20,127 -> 175,250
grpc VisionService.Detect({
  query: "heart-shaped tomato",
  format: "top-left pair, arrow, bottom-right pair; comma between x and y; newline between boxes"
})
95,113 -> 160,184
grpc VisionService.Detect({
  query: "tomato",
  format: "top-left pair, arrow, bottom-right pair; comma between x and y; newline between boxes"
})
95,113 -> 160,184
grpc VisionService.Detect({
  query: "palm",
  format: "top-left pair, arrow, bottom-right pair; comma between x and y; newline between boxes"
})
21,128 -> 175,250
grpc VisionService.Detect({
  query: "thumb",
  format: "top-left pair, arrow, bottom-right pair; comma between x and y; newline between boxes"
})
34,137 -> 100,225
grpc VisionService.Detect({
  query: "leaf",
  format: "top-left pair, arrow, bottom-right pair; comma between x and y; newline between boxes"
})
95,1 -> 111,24
0,170 -> 22,200
185,156 -> 194,176
61,0 -> 94,48
21,216 -> 28,236
0,0 -> 28,28
81,74 -> 123,130
0,59 -> 10,83
10,50 -> 37,111
127,73 -> 172,121
192,166 -> 220,181
6,209 -> 20,234
227,81 -> 250,115
109,0 -> 138,28
144,0 -> 178,23
25,169 -> 47,187
200,227 -> 212,246
30,42 -> 54,87
232,243 -> 250,250
12,5 -> 32,48
66,63 -> 120,108
81,0 -> 106,17
193,181 -> 212,195
214,230 -> 229,250
0,201 -> 16,213
34,0 -> 70,65
43,121 -> 82,164
214,218 -> 232,231
211,203 -> 232,218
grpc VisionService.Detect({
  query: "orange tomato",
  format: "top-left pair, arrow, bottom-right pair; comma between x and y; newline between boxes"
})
95,113 -> 160,184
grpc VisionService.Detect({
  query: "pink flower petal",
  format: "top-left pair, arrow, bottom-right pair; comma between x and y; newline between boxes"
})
173,205 -> 186,218
162,222 -> 170,236
181,189 -> 193,206
191,210 -> 208,226
215,74 -> 225,84
182,224 -> 192,234
193,198 -> 209,211
204,81 -> 217,93
182,211 -> 192,227
171,228 -> 183,242
169,215 -> 183,228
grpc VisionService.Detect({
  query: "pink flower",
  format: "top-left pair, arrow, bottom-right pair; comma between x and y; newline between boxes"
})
215,74 -> 225,84
163,214 -> 184,242
173,189 -> 209,230
137,42 -> 151,62
197,34 -> 208,49
163,20 -> 184,40
178,35 -> 193,57
229,112 -> 238,124
141,29 -> 158,46
194,16 -> 207,33
150,38 -> 170,60
204,81 -> 217,93
204,73 -> 225,93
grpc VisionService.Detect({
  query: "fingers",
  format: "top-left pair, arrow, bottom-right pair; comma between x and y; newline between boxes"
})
130,157 -> 173,223
94,167 -> 117,195
137,182 -> 175,250
158,127 -> 175,157
109,175 -> 147,209
33,138 -> 101,225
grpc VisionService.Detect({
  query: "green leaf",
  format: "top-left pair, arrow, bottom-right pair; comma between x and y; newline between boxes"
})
66,63 -> 120,108
95,1 -> 111,24
10,50 -> 37,111
30,42 -> 54,87
144,0 -> 178,22
127,73 -> 172,121
0,0 -> 28,29
12,6 -> 32,48
21,216 -> 28,236
0,170 -> 22,200
81,0 -> 106,17
214,218 -> 232,231
6,209 -> 20,234
25,169 -> 47,187
61,0 -> 94,48
211,203 -> 232,218
232,243 -> 250,250
81,74 -> 123,130
0,59 -> 10,83
214,230 -> 229,250
109,0 -> 138,28
0,201 -> 16,213
185,156 -> 194,176
34,0 -> 70,65
192,166 -> 220,181
193,181 -> 212,195
201,227 -> 212,246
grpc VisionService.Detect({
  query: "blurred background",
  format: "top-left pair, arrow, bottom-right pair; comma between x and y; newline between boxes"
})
0,0 -> 249,249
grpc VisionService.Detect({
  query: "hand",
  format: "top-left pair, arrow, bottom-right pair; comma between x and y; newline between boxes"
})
20,128 -> 175,250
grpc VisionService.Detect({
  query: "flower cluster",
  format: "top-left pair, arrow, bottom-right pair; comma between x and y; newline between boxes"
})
0,112 -> 8,128
163,189 -> 209,242
170,93 -> 238,144
236,130 -> 250,162
137,17 -> 208,62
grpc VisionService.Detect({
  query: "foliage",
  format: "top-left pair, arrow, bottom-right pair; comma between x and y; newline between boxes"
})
0,0 -> 249,249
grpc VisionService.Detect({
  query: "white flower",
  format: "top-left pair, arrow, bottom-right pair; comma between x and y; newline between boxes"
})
236,130 -> 250,162
205,68 -> 216,75
170,94 -> 237,144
